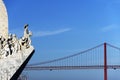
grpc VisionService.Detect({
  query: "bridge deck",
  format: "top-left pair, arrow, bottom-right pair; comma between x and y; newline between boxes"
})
25,65 -> 120,70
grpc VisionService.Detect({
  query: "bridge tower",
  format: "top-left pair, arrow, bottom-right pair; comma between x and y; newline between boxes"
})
104,43 -> 107,80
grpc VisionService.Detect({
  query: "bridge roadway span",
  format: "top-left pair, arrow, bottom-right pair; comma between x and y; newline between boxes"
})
25,65 -> 120,70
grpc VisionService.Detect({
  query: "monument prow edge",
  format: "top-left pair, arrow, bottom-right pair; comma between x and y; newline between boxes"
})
10,49 -> 35,80
0,1 -> 35,80
0,24 -> 35,80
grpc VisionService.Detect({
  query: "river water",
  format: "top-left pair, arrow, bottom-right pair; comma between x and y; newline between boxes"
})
22,69 -> 120,80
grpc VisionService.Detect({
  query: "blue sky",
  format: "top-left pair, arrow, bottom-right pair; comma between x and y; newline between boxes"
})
3,0 -> 120,80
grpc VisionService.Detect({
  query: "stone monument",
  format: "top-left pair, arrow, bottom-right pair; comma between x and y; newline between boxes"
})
0,0 -> 35,80
0,0 -> 8,39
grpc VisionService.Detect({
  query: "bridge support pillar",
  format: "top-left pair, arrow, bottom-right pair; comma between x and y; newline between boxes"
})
104,43 -> 107,80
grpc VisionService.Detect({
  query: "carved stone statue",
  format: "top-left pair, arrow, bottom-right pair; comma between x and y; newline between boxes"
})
0,36 -> 5,49
12,34 -> 20,53
24,24 -> 29,38
0,24 -> 32,57
19,24 -> 32,49
0,1 -> 35,79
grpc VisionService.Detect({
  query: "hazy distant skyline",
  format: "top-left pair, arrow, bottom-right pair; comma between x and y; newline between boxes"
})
4,0 -> 120,80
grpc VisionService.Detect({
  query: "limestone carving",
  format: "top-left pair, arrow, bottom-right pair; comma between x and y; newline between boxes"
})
0,24 -> 32,58
20,24 -> 32,49
0,0 -> 35,80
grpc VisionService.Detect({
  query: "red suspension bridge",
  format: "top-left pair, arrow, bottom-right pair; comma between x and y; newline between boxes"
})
24,43 -> 120,80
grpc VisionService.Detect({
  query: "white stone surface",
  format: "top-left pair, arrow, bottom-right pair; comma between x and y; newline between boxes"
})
0,1 -> 35,80
0,46 -> 34,80
0,0 -> 8,39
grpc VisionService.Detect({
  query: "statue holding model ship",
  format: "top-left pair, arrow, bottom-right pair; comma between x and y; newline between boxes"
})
0,0 -> 35,80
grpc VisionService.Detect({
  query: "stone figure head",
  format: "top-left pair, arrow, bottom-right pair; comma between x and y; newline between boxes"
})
24,24 -> 29,29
